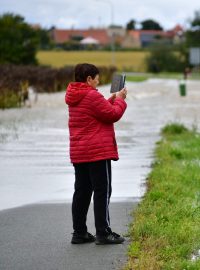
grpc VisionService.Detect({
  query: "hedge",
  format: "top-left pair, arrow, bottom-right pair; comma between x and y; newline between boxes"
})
0,64 -> 117,108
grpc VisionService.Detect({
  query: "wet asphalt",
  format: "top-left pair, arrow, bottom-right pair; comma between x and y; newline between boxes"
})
0,202 -> 136,270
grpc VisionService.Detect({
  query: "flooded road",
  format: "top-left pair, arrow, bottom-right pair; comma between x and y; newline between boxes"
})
0,79 -> 200,211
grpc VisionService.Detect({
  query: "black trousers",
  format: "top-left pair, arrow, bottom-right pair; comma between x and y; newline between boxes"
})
72,159 -> 112,236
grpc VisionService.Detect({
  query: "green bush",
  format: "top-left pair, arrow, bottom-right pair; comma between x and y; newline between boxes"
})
161,123 -> 189,136
0,89 -> 20,109
146,43 -> 186,73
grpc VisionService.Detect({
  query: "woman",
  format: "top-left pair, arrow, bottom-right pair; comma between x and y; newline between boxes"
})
65,63 -> 127,245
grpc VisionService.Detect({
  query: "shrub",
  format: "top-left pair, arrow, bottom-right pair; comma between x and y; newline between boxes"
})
161,123 -> 189,135
146,43 -> 186,73
0,89 -> 20,109
0,64 -> 117,109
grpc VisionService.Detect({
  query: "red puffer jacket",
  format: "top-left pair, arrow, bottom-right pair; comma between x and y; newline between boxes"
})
65,82 -> 127,163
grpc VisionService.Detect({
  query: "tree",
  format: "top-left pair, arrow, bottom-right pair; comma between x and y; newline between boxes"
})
141,19 -> 163,30
0,13 -> 39,65
191,10 -> 200,27
126,19 -> 136,30
186,10 -> 200,47
36,28 -> 51,50
146,42 -> 186,73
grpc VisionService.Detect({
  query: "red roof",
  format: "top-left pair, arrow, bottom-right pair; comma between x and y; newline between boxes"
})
52,29 -> 110,45
165,24 -> 184,37
171,24 -> 184,33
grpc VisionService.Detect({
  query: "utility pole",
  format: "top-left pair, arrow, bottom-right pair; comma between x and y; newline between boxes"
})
95,0 -> 115,65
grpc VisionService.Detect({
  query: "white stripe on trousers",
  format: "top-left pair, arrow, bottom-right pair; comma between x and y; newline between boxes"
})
105,160 -> 110,227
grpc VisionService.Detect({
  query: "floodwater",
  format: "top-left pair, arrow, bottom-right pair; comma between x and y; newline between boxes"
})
0,79 -> 200,211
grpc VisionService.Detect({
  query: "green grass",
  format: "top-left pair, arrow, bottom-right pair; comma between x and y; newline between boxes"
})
125,123 -> 200,270
125,72 -> 182,83
126,72 -> 200,81
152,72 -> 183,80
125,73 -> 182,83
126,75 -> 148,82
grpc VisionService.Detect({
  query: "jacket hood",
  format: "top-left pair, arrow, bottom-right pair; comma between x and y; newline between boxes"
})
65,82 -> 96,106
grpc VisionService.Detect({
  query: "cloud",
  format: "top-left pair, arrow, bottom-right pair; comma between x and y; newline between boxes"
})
0,0 -> 199,29
56,17 -> 78,29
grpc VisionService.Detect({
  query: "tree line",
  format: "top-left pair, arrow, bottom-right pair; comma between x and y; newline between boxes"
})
126,19 -> 163,31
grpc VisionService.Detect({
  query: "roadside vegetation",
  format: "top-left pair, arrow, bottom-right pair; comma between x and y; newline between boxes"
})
126,75 -> 149,82
126,123 -> 200,270
0,65 -> 116,109
0,90 -> 20,109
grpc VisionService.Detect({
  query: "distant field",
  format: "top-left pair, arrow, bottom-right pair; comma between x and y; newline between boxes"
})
37,51 -> 148,72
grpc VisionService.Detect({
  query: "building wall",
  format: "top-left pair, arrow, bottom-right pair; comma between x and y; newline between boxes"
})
121,33 -> 141,48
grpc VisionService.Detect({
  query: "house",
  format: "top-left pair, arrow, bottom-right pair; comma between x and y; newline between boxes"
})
50,28 -> 111,48
50,24 -> 185,49
139,30 -> 166,47
165,24 -> 185,44
122,25 -> 184,48
121,30 -> 141,48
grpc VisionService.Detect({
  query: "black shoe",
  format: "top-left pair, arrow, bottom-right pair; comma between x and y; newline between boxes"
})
95,231 -> 125,245
71,232 -> 95,244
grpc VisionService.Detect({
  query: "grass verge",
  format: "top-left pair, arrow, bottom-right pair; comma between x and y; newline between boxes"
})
126,75 -> 148,82
126,72 -> 200,81
126,123 -> 200,270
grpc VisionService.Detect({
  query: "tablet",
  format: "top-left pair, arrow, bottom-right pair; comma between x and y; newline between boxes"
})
110,74 -> 126,93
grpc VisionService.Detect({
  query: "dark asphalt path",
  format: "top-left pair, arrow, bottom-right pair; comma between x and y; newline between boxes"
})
0,202 -> 136,270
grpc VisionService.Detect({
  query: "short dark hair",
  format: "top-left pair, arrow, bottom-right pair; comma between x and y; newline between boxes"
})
74,63 -> 99,82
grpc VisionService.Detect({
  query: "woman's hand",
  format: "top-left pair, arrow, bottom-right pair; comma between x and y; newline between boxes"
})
116,88 -> 127,100
110,93 -> 116,101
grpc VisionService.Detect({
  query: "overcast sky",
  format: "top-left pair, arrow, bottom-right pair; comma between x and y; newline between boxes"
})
0,0 -> 199,30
